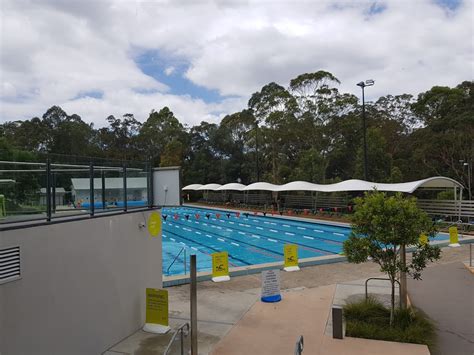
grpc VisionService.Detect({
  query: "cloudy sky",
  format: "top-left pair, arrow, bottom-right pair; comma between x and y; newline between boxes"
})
0,0 -> 472,127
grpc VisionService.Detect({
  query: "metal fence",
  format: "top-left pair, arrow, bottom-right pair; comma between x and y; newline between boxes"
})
0,156 -> 153,228
417,199 -> 474,221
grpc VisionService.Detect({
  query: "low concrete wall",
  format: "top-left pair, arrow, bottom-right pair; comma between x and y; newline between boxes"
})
0,209 -> 162,355
153,166 -> 181,206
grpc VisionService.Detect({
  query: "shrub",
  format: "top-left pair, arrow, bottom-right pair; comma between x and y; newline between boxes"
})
343,297 -> 436,346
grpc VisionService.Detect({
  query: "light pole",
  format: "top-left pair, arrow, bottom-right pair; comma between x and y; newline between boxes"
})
356,79 -> 375,181
255,119 -> 260,181
460,160 -> 472,200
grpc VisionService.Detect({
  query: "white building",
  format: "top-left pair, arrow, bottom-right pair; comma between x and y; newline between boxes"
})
71,177 -> 147,205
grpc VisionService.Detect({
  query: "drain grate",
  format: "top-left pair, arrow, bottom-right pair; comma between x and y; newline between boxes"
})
0,246 -> 21,284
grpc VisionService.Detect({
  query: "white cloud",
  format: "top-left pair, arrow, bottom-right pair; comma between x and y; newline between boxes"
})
0,0 -> 472,126
164,66 -> 175,76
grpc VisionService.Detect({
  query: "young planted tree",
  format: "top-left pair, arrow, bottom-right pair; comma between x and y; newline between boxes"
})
343,191 -> 441,325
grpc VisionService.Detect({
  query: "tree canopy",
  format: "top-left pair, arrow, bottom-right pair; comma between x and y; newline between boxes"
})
1,72 -> 472,197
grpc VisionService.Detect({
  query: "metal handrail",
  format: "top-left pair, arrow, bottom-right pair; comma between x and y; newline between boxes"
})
166,247 -> 187,275
164,323 -> 190,355
365,277 -> 401,308
294,335 -> 304,355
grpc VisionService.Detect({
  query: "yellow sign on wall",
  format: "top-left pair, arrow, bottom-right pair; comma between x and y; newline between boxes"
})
145,288 -> 168,326
284,244 -> 298,268
148,212 -> 162,237
449,226 -> 459,245
212,251 -> 229,278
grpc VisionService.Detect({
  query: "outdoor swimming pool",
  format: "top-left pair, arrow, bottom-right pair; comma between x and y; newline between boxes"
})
161,206 -> 449,276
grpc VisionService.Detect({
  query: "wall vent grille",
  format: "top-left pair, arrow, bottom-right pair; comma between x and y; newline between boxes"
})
0,246 -> 21,284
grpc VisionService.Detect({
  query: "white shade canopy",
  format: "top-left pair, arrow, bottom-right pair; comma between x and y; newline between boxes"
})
182,184 -> 203,190
181,177 -> 463,193
197,183 -> 222,191
243,182 -> 280,191
216,183 -> 246,191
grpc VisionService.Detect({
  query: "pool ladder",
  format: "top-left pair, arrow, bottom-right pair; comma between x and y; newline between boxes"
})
166,247 -> 187,275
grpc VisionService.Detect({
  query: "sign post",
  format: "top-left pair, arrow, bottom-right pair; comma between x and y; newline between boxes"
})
143,288 -> 170,334
148,211 -> 162,237
261,269 -> 281,302
212,251 -> 230,282
283,244 -> 300,272
449,226 -> 460,247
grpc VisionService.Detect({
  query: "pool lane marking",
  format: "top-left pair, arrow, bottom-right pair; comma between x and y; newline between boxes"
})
282,224 -> 290,227
333,232 -> 345,236
270,229 -> 278,232
169,219 -> 284,257
164,229 -> 252,266
166,210 -> 339,255
267,238 -> 278,243
297,227 -> 306,230
192,218 -> 338,255
191,247 -> 198,251
195,231 -> 202,235
231,242 -> 240,247
218,238 -> 225,242
303,236 -> 314,240
220,216 -> 343,246
285,232 -> 295,236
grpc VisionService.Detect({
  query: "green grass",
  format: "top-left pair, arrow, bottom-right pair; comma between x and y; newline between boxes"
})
343,297 -> 436,346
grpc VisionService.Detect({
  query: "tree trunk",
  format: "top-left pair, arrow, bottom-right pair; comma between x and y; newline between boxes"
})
400,244 -> 408,308
390,279 -> 395,326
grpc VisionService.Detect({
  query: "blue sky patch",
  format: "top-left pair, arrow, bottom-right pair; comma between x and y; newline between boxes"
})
73,90 -> 103,100
134,50 -> 224,103
433,0 -> 462,11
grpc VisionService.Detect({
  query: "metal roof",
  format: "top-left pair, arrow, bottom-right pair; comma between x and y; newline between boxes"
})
71,177 -> 147,190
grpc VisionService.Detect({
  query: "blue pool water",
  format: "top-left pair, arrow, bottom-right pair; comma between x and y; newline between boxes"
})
161,206 -> 449,276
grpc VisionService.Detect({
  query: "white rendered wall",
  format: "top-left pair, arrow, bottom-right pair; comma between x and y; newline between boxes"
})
153,166 -> 181,206
0,210 -> 162,355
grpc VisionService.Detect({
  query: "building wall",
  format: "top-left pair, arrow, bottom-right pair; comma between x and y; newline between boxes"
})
0,210 -> 162,355
153,167 -> 181,206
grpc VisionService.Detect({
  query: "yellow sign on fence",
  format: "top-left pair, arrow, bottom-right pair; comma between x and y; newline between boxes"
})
419,234 -> 428,245
148,212 -> 162,237
449,226 -> 459,245
212,251 -> 229,280
145,288 -> 169,326
284,244 -> 299,271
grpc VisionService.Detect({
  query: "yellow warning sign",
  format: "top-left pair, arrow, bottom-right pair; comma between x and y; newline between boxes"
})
449,226 -> 459,245
148,212 -> 162,237
145,288 -> 168,326
419,234 -> 428,245
284,244 -> 298,268
212,251 -> 229,278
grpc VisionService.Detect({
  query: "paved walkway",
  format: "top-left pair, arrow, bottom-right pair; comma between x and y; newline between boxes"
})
408,261 -> 474,355
104,244 -> 472,354
211,284 -> 429,355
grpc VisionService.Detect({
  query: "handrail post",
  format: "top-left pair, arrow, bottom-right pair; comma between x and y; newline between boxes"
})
101,170 -> 106,210
184,249 -> 187,275
470,243 -> 472,268
89,162 -> 94,216
46,158 -> 52,222
190,254 -> 198,355
123,163 -> 127,212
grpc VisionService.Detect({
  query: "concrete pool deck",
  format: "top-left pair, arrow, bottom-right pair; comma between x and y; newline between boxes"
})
104,244 -> 472,354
